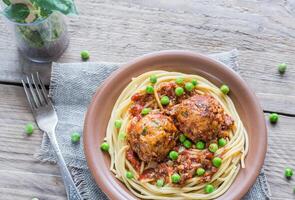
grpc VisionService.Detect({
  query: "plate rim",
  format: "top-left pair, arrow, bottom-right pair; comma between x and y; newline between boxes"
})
84,50 -> 267,200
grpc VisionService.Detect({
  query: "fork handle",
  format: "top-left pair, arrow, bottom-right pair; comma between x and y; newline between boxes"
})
48,130 -> 83,200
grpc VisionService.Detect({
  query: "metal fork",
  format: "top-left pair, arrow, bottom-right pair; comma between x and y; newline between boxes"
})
22,73 -> 82,200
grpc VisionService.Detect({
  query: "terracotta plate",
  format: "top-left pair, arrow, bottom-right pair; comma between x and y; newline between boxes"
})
84,51 -> 267,200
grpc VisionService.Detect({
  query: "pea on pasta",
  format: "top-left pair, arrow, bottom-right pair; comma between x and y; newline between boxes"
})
104,71 -> 248,199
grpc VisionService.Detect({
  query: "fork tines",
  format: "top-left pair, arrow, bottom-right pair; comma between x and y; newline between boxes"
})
21,72 -> 50,111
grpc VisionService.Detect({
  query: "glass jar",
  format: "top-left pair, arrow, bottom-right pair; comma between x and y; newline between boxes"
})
5,12 -> 69,63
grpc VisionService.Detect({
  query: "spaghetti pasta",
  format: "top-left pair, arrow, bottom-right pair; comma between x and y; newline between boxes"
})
104,70 -> 248,199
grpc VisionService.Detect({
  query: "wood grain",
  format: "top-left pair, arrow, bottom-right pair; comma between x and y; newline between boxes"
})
0,81 -> 294,199
0,171 -> 66,200
0,84 -> 66,200
0,1 -> 295,199
0,0 -> 295,114
264,114 -> 295,199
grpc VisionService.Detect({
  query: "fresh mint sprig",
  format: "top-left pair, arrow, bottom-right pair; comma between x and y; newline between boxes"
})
2,0 -> 77,23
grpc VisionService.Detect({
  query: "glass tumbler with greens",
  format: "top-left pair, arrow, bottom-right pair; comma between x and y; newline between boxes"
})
1,0 -> 77,63
10,12 -> 69,63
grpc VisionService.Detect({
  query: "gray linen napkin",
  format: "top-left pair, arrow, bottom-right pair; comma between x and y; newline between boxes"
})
35,50 -> 271,200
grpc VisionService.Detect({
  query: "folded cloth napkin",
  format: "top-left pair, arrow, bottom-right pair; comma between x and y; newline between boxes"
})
35,50 -> 271,200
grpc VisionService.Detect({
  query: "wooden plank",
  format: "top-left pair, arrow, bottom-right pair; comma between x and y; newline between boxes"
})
264,114 -> 295,199
0,0 -> 295,115
0,83 -> 295,199
0,84 -> 66,199
0,0 -> 295,198
0,170 -> 66,200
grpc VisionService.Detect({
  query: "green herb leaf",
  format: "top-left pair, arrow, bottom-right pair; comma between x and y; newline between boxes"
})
39,7 -> 53,18
4,3 -> 30,22
2,0 -> 11,6
31,0 -> 77,15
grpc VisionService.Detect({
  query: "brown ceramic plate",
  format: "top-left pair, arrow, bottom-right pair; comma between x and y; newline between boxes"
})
84,50 -> 267,200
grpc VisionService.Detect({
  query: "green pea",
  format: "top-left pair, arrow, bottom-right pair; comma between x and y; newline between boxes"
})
175,77 -> 184,84
196,141 -> 205,150
80,50 -> 90,60
220,84 -> 230,95
150,75 -> 157,84
183,139 -> 192,149
114,119 -> 122,128
204,184 -> 214,194
146,85 -> 154,94
175,87 -> 184,96
156,179 -> 164,187
218,138 -> 227,147
71,132 -> 81,143
185,82 -> 194,91
160,96 -> 170,105
278,63 -> 287,74
179,134 -> 186,143
141,108 -> 151,115
171,173 -> 181,183
118,131 -> 126,140
269,113 -> 279,123
169,151 -> 179,161
209,143 -> 218,153
25,123 -> 34,135
285,167 -> 293,178
142,127 -> 147,134
191,79 -> 198,86
212,157 -> 222,168
196,168 -> 205,176
126,171 -> 134,179
100,142 -> 109,152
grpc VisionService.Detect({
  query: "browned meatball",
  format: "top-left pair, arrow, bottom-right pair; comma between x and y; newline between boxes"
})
170,94 -> 234,142
127,112 -> 178,162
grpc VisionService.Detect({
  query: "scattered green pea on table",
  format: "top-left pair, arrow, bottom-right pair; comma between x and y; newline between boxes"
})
278,63 -> 287,74
71,132 -> 80,143
80,50 -> 90,60
285,167 -> 293,179
269,113 -> 279,124
25,123 -> 34,135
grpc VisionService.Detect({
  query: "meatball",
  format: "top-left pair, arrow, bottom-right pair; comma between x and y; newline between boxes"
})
127,112 -> 178,162
170,94 -> 234,142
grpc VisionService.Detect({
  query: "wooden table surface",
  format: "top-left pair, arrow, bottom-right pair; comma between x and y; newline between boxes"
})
1,1 -> 295,199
